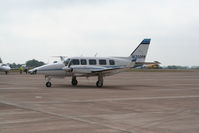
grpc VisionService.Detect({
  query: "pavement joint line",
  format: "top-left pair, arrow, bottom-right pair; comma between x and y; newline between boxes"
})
18,95 -> 199,104
68,95 -> 199,102
0,99 -> 132,133
0,117 -> 54,125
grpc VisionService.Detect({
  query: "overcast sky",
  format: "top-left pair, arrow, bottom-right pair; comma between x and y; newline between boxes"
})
0,0 -> 198,66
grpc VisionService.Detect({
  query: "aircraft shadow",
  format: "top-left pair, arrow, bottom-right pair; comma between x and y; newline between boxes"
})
50,84 -> 159,90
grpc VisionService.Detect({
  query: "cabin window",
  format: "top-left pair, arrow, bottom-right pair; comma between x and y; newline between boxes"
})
99,59 -> 107,65
89,59 -> 96,65
71,59 -> 80,65
109,60 -> 115,65
81,59 -> 87,65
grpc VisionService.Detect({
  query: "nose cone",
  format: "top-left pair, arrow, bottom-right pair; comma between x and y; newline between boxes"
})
29,65 -> 46,74
34,65 -> 46,71
29,64 -> 47,74
29,63 -> 64,75
3,66 -> 11,71
36,64 -> 55,71
29,68 -> 37,74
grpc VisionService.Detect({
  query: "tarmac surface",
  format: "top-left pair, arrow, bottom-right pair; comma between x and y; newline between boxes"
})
0,70 -> 199,133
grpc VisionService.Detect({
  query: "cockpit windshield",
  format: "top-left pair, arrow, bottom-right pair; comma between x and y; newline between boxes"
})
64,59 -> 70,66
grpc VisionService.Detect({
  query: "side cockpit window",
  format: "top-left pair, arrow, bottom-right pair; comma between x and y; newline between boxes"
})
109,60 -> 115,65
71,59 -> 80,65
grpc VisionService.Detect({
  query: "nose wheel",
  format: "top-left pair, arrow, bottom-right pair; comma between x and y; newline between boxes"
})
45,76 -> 52,87
71,76 -> 78,86
46,81 -> 52,87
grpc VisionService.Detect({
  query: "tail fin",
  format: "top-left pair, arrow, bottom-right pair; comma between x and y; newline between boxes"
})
130,39 -> 151,62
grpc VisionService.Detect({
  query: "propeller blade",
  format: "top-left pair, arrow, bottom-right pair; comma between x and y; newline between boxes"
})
62,66 -> 72,72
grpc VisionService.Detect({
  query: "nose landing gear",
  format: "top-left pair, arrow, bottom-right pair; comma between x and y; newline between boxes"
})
45,76 -> 52,87
71,76 -> 78,86
46,81 -> 52,87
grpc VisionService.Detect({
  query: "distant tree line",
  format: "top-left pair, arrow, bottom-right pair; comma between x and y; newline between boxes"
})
9,63 -> 22,68
26,59 -> 45,68
191,66 -> 199,69
9,59 -> 45,69
164,65 -> 189,69
162,65 -> 199,69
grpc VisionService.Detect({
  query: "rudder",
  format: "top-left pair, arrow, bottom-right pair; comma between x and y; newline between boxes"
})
130,39 -> 151,63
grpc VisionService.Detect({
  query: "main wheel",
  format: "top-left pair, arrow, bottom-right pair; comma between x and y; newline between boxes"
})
72,79 -> 78,86
5,71 -> 8,75
46,82 -> 52,87
96,81 -> 103,88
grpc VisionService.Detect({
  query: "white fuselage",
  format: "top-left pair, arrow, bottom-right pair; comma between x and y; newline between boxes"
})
0,64 -> 11,72
31,57 -> 132,77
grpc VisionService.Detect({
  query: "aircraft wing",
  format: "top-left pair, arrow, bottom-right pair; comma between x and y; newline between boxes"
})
92,61 -> 135,73
91,64 -> 134,75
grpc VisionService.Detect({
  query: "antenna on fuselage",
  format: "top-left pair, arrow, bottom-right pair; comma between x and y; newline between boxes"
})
94,53 -> 98,57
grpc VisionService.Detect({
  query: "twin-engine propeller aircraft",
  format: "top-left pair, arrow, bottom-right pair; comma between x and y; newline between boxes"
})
0,58 -> 11,74
29,39 -> 151,87
0,64 -> 10,74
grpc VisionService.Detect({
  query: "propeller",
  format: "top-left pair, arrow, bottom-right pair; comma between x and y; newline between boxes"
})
62,66 -> 72,72
51,56 -> 67,62
62,59 -> 73,72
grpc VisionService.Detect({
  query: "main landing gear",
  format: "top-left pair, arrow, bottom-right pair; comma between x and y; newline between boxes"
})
44,75 -> 104,88
45,76 -> 52,87
71,75 -> 104,88
96,74 -> 103,88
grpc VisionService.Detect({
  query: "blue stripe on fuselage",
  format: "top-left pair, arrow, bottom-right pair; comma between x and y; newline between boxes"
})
37,65 -> 127,72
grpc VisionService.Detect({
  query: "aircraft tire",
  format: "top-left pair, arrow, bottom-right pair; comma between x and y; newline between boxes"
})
72,79 -> 78,86
46,82 -> 52,87
96,81 -> 103,88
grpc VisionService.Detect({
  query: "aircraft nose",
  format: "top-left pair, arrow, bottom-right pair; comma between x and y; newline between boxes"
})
36,65 -> 48,71
29,64 -> 49,74
29,65 -> 45,74
29,68 -> 37,74
5,66 -> 11,71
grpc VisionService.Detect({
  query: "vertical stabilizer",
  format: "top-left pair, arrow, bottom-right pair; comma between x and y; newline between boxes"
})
130,39 -> 151,62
